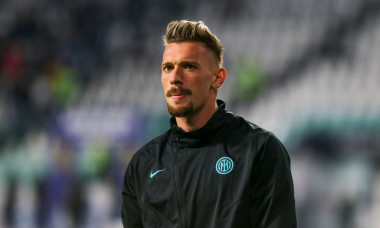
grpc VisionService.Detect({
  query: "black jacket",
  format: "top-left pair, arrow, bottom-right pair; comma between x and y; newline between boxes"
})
122,100 -> 297,228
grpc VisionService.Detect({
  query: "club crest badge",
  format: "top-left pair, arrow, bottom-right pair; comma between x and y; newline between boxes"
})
215,157 -> 234,174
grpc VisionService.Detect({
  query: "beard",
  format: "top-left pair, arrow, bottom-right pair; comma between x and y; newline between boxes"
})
166,86 -> 194,117
167,101 -> 194,117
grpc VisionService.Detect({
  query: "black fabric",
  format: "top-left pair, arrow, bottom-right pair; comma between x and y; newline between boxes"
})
122,100 -> 297,228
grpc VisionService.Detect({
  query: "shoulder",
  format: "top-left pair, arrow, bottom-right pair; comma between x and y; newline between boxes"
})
225,111 -> 285,151
227,114 -> 291,169
241,121 -> 289,163
226,111 -> 273,139
129,129 -> 171,166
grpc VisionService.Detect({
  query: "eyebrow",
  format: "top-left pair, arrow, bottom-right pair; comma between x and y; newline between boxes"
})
161,62 -> 171,68
180,61 -> 199,66
161,60 -> 200,68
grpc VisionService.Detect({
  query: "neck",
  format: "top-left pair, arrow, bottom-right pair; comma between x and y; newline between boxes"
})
175,100 -> 218,132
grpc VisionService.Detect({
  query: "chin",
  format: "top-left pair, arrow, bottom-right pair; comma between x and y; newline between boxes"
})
167,102 -> 194,117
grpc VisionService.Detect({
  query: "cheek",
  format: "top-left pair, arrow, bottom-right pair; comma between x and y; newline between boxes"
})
191,73 -> 211,85
196,75 -> 213,90
192,79 -> 212,96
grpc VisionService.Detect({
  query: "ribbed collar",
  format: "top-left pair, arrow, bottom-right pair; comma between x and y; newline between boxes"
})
170,100 -> 233,147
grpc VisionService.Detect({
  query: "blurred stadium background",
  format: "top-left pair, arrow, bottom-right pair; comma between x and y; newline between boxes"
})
0,0 -> 380,227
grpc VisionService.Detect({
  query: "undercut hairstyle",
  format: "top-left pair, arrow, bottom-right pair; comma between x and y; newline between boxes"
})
163,20 -> 224,66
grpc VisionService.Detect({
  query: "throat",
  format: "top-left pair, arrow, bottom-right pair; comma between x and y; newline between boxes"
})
175,103 -> 218,132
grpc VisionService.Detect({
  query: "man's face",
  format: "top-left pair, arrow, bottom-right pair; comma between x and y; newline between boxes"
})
161,42 -> 218,117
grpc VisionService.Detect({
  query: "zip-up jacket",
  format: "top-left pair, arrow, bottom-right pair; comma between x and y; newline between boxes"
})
122,100 -> 297,228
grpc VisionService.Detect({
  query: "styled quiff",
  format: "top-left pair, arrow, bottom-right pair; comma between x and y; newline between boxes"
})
163,20 -> 224,66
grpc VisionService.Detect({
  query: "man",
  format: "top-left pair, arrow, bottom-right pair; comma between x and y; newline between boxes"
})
122,20 -> 297,228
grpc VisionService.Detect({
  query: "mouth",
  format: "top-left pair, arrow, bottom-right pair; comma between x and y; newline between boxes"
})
166,87 -> 192,99
171,94 -> 186,99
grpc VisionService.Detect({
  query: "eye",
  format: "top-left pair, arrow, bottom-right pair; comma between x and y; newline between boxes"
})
162,65 -> 173,72
184,64 -> 196,70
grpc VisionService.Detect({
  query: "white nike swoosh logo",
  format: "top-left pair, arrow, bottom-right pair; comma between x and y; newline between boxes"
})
150,169 -> 166,178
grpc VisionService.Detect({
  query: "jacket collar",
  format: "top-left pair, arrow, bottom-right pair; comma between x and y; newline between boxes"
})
170,100 -> 233,147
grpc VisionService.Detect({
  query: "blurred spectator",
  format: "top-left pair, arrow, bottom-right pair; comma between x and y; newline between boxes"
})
232,59 -> 266,101
1,42 -> 25,82
47,62 -> 80,108
0,0 -> 380,227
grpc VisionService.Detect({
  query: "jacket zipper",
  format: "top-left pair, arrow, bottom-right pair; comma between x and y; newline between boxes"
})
174,137 -> 186,228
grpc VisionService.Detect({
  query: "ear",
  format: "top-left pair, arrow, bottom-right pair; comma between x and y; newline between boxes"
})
211,68 -> 227,89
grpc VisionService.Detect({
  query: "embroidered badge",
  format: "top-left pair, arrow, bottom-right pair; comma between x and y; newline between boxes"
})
215,157 -> 234,174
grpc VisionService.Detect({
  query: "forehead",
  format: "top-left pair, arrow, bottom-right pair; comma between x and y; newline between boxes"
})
162,42 -> 213,62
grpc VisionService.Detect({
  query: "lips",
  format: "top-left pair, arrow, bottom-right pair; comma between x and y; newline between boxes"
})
171,94 -> 186,99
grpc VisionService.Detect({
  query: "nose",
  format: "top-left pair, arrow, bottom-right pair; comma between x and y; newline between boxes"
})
169,66 -> 183,85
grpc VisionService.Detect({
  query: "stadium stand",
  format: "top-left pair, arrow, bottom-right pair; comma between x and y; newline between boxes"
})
0,0 -> 379,227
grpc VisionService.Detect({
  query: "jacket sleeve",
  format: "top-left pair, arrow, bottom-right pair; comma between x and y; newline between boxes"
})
121,159 -> 144,228
249,133 -> 297,228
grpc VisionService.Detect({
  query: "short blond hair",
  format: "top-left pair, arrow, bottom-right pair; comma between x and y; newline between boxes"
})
163,20 -> 224,66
